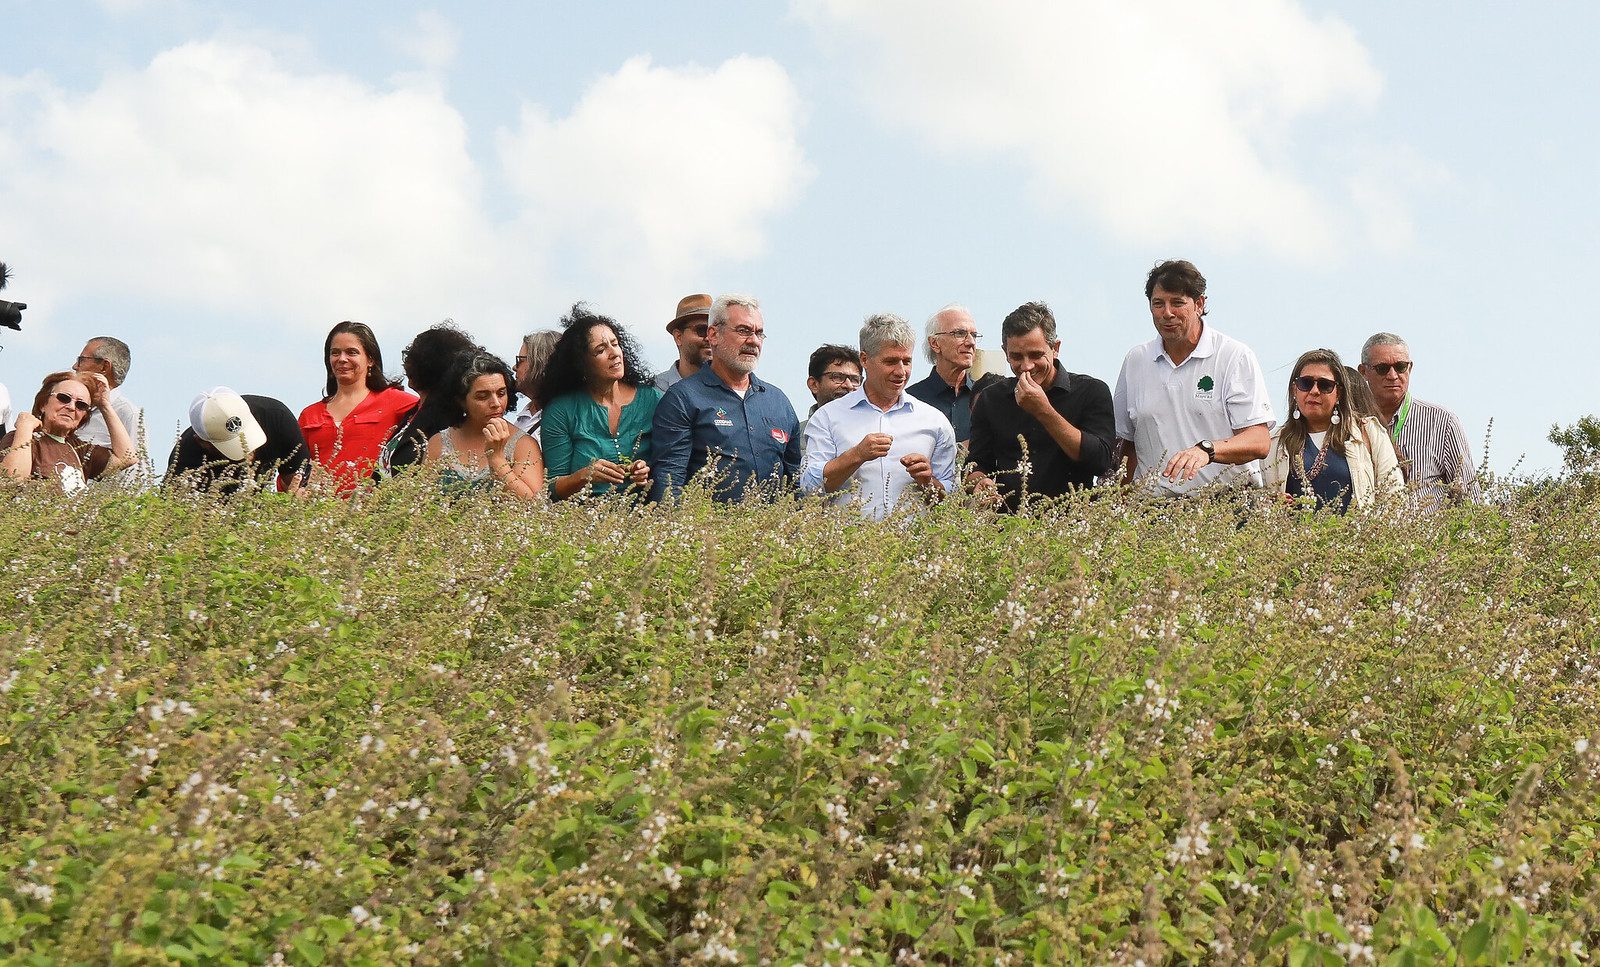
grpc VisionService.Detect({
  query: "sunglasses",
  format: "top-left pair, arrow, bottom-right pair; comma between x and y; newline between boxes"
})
1369,361 -> 1412,376
53,392 -> 92,413
1293,376 -> 1337,394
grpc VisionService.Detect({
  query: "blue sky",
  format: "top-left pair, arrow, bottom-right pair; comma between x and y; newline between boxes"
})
2,1 -> 1591,473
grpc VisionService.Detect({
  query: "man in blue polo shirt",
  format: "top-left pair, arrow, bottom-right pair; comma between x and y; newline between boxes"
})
650,293 -> 802,502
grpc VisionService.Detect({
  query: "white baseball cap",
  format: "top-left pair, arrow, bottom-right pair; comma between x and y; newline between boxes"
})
189,387 -> 267,462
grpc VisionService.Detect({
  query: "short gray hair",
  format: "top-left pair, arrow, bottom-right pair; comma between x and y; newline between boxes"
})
923,304 -> 972,364
1360,332 -> 1409,366
710,294 -> 761,329
88,336 -> 132,384
519,330 -> 561,396
860,312 -> 917,358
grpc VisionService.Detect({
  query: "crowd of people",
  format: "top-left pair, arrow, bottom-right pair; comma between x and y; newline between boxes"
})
0,260 -> 1480,515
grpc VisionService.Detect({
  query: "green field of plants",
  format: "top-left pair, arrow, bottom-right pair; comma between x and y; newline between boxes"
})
2,479 -> 1598,965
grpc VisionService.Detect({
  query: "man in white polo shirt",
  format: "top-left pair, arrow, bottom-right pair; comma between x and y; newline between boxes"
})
1113,260 -> 1273,495
801,312 -> 957,519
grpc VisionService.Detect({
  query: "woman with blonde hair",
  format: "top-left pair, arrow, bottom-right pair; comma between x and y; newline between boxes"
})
1264,348 -> 1402,512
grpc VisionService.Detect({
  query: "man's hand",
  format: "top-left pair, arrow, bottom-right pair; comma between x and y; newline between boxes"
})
851,432 -> 893,462
1161,445 -> 1211,483
966,469 -> 1005,508
1015,367 -> 1050,417
900,452 -> 938,489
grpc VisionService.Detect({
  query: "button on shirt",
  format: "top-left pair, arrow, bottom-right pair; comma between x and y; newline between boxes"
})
800,388 -> 958,519
968,365 -> 1116,511
650,365 -> 802,502
1113,324 -> 1274,496
906,369 -> 1003,443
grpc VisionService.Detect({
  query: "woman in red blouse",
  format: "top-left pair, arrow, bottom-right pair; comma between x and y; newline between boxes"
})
299,321 -> 418,494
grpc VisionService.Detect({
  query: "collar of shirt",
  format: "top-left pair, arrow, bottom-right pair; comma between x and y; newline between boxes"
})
845,386 -> 913,415
1152,321 -> 1220,365
691,362 -> 768,396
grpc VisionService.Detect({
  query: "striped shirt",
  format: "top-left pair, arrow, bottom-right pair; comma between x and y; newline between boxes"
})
1383,395 -> 1478,506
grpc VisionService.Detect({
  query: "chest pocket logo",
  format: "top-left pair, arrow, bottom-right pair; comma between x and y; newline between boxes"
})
1194,374 -> 1216,401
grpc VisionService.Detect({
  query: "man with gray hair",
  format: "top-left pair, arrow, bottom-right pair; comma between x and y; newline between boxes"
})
907,304 -> 1002,443
801,313 -> 957,519
511,329 -> 560,437
1357,332 -> 1478,503
72,335 -> 147,484
650,294 -> 802,502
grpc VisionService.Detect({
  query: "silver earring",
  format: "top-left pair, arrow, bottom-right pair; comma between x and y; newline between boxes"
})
1330,410 -> 1340,425
1293,407 -> 1301,420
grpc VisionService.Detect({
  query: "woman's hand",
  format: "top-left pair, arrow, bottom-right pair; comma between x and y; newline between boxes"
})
13,411 -> 41,437
82,372 -> 112,410
626,459 -> 651,488
483,418 -> 512,452
584,458 -> 629,487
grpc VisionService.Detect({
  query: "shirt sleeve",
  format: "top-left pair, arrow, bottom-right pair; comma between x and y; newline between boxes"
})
1072,378 -> 1118,477
540,395 -> 578,488
1112,355 -> 1134,442
649,385 -> 694,503
931,417 -> 958,493
1226,347 -> 1275,433
798,405 -> 838,495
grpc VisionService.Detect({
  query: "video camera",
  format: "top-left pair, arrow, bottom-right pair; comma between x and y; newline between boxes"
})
0,262 -> 25,330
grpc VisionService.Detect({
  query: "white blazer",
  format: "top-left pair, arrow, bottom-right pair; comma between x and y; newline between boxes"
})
1263,415 -> 1404,509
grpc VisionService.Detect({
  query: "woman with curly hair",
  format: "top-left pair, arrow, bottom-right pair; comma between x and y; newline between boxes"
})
536,305 -> 660,500
423,350 -> 544,500
380,321 -> 481,475
299,321 -> 418,494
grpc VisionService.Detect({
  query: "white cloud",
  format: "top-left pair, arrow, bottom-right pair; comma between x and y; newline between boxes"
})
497,54 -> 812,295
390,10 -> 461,74
796,0 -> 1390,261
0,42 -> 810,364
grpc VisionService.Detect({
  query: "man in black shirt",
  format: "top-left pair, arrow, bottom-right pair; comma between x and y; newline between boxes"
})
166,387 -> 309,493
906,304 -> 1002,443
968,302 -> 1115,512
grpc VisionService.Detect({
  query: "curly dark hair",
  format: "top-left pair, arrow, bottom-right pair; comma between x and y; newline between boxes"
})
401,321 -> 480,397
432,350 -> 519,428
533,304 -> 649,410
321,321 -> 403,398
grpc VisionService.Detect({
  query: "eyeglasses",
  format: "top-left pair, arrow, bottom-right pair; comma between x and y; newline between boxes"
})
821,371 -> 861,386
934,330 -> 981,342
727,325 -> 766,342
1369,361 -> 1412,376
1293,376 -> 1337,394
689,323 -> 709,337
53,392 -> 91,413
514,355 -> 528,366
74,354 -> 102,367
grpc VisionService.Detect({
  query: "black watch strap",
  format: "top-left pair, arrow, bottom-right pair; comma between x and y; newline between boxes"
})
1196,440 -> 1216,463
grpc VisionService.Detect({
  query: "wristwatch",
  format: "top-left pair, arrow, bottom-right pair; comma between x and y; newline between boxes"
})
1196,440 -> 1215,464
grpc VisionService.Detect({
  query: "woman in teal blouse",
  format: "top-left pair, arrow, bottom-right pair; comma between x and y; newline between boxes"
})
537,304 -> 661,499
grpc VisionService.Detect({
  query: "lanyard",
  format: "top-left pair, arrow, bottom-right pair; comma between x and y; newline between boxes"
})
1389,396 -> 1411,444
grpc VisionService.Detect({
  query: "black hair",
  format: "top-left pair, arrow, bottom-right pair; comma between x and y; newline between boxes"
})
807,344 -> 861,380
533,304 -> 649,411
401,321 -> 480,396
1143,260 -> 1208,309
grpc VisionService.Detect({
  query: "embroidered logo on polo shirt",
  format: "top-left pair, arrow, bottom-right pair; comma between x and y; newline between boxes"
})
1195,375 -> 1215,401
712,407 -> 734,428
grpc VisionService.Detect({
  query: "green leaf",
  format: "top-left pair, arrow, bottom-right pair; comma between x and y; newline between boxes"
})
1459,919 -> 1491,963
292,935 -> 325,966
163,943 -> 198,964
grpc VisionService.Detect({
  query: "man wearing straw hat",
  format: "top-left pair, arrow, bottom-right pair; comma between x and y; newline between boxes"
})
654,293 -> 714,392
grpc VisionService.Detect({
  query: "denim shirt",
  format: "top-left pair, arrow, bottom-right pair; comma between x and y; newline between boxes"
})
650,365 -> 802,502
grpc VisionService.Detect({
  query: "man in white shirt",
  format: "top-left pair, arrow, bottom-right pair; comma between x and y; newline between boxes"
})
1113,260 -> 1273,496
73,336 -> 148,485
801,313 -> 957,519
